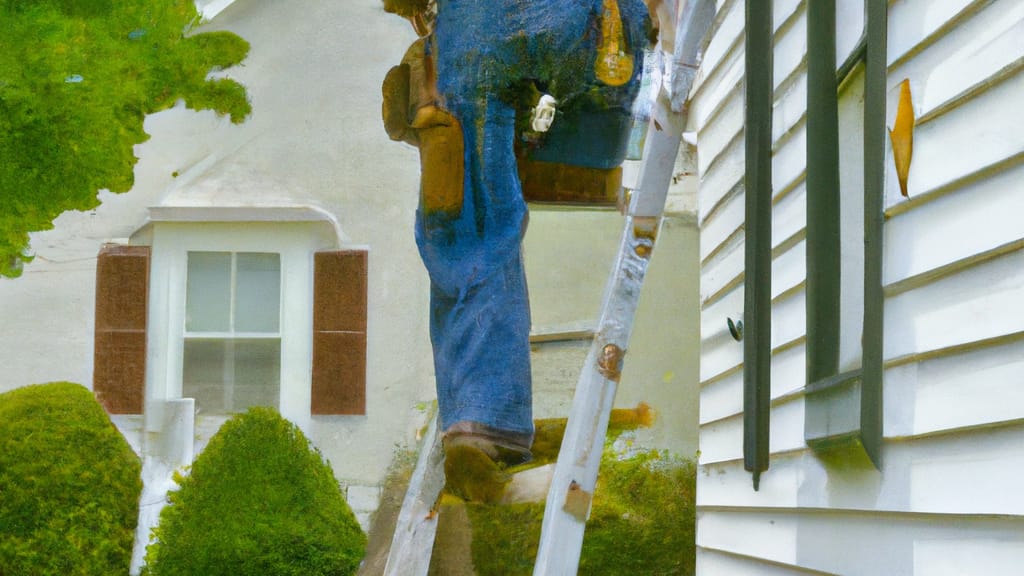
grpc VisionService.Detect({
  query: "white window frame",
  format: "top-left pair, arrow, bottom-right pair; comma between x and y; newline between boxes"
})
183,250 -> 282,414
141,219 -> 339,432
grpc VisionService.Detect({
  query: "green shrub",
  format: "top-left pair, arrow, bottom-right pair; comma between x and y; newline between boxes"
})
142,407 -> 366,576
466,448 -> 697,576
0,382 -> 143,576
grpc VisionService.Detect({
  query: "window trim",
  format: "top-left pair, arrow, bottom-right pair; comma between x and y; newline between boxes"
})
137,219 -> 342,430
803,0 -> 886,469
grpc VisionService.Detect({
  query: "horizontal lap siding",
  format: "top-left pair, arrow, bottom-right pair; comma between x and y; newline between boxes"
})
699,424 -> 1024,515
697,508 -> 1024,576
694,0 -> 1024,573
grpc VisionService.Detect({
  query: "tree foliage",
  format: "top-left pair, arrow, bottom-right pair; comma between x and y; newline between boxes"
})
0,382 -> 143,576
142,407 -> 366,576
0,0 -> 250,277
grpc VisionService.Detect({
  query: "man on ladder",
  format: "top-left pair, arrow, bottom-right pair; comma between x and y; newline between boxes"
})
383,0 -> 651,487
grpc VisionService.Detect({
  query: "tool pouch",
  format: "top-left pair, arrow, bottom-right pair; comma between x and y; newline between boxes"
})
382,38 -> 465,217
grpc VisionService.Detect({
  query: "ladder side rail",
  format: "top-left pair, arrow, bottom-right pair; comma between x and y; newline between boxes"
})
383,413 -> 445,576
532,2 -> 714,573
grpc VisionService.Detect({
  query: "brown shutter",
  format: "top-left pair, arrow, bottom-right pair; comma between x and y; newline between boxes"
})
93,244 -> 150,414
312,250 -> 368,415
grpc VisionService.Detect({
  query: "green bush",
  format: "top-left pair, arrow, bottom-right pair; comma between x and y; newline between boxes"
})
466,448 -> 697,576
142,407 -> 366,576
0,382 -> 143,576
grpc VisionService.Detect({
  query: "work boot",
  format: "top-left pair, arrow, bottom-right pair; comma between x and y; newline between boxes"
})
442,432 -> 532,503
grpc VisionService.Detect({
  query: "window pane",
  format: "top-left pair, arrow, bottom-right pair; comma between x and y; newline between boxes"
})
235,253 -> 281,333
836,0 -> 866,67
182,339 -> 229,413
183,339 -> 280,414
838,70 -> 866,372
232,339 -> 281,410
186,252 -> 231,332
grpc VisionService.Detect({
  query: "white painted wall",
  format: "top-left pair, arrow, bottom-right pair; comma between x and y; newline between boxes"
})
692,0 -> 1024,573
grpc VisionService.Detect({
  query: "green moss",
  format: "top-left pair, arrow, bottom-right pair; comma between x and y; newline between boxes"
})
0,0 -> 251,277
580,451 -> 696,575
0,382 -> 143,576
463,447 -> 696,576
142,407 -> 366,576
443,443 -> 512,504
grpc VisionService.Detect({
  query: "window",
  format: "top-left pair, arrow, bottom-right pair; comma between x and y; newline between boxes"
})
93,217 -> 367,424
741,0 -> 887,488
803,0 -> 886,468
183,251 -> 281,414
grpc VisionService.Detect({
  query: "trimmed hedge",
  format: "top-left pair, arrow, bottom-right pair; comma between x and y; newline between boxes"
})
142,407 -> 366,576
0,382 -> 143,576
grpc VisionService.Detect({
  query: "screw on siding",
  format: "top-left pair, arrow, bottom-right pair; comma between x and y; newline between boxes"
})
727,317 -> 744,341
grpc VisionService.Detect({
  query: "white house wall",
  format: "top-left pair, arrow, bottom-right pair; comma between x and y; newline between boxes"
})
692,0 -> 1024,574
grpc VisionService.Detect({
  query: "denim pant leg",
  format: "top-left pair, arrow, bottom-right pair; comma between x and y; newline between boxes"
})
418,0 -> 647,443
427,241 -> 533,438
415,94 -> 534,441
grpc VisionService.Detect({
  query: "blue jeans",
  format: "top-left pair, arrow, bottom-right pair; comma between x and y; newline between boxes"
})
415,0 -> 649,444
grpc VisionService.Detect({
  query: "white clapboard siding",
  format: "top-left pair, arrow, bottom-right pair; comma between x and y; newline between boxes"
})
771,240 -> 805,298
700,184 -> 744,263
700,232 -> 805,305
884,70 -> 1024,210
698,137 -> 745,223
699,424 -> 1024,515
698,509 -> 1024,576
694,45 -> 744,133
772,7 -> 807,90
884,248 -> 1024,361
773,72 -> 808,145
698,173 -> 805,268
694,0 -> 744,97
884,162 -> 1024,288
700,286 -> 806,383
700,234 -> 744,301
699,82 -> 808,263
771,123 -> 807,198
892,0 -> 1024,120
888,0 -> 988,67
699,284 -> 745,382
697,88 -> 744,176
693,0 -> 809,103
884,336 -> 1024,437
695,4 -> 811,224
770,284 -> 806,346
700,343 -> 805,425
703,333 -> 1024,448
697,548 -> 837,576
695,0 -> 1024,574
699,396 -> 806,464
835,0 -> 865,66
772,182 -> 806,246
699,369 -> 745,424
